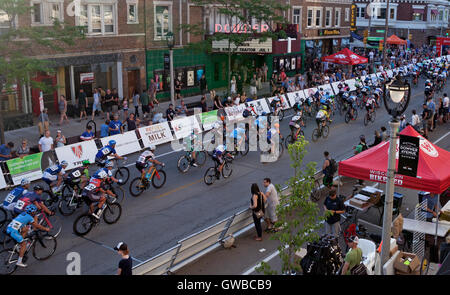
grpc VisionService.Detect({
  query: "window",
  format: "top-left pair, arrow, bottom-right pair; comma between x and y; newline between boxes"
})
307,9 -> 313,27
154,4 -> 172,40
79,5 -> 88,28
315,9 -> 321,27
91,5 -> 101,33
77,4 -> 117,35
31,1 -> 63,25
0,10 -> 9,27
325,8 -> 332,27
439,10 -> 444,21
356,7 -> 365,18
32,3 -> 42,24
50,3 -> 60,22
378,8 -> 386,19
345,8 -> 350,22
127,1 -> 138,24
390,8 -> 395,20
413,13 -> 423,21
103,5 -> 114,33
293,8 -> 301,25
335,8 -> 341,27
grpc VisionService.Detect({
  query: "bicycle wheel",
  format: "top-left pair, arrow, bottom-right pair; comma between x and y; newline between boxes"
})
103,203 -> 122,224
222,162 -> 233,178
114,167 -> 130,185
40,214 -> 62,237
240,140 -> 249,156
129,177 -> 146,197
344,112 -> 351,124
110,186 -> 125,204
364,113 -> 369,126
0,248 -> 18,275
371,111 -> 376,122
312,128 -> 320,142
195,151 -> 207,166
42,190 -> 58,212
73,213 -> 94,236
353,109 -> 358,120
322,125 -> 330,139
32,235 -> 57,260
177,156 -> 190,173
284,135 -> 293,149
58,193 -> 77,217
204,167 -> 217,185
151,169 -> 166,189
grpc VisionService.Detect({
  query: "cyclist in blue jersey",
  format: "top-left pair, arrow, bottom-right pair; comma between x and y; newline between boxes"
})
13,185 -> 53,216
3,178 -> 30,212
95,140 -> 126,167
81,177 -> 115,219
92,161 -> 121,184
228,125 -> 246,151
6,204 -> 50,267
42,160 -> 68,193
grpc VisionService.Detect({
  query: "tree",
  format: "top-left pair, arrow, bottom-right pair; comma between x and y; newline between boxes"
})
0,0 -> 85,142
256,137 -> 329,274
181,0 -> 290,95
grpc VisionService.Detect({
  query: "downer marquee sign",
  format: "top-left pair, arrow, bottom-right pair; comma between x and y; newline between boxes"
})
212,39 -> 272,54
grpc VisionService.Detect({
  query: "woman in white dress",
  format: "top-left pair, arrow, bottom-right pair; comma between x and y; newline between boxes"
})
230,76 -> 237,95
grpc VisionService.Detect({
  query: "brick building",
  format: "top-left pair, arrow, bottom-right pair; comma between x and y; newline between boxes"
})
355,0 -> 450,46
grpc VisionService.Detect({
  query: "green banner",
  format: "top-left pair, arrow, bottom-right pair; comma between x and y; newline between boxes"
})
201,110 -> 219,126
7,152 -> 42,176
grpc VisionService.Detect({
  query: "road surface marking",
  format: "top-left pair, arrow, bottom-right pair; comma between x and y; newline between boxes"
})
434,131 -> 450,144
154,178 -> 204,199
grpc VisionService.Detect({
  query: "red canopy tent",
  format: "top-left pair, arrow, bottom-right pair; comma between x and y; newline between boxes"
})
321,48 -> 368,65
383,34 -> 407,45
338,126 -> 450,194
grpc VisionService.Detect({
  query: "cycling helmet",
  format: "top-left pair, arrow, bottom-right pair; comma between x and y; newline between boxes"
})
25,204 -> 38,215
261,112 -> 267,116
361,88 -> 367,93
60,160 -> 68,166
105,161 -> 114,168
148,144 -> 156,151
322,105 -> 328,111
109,140 -> 117,146
21,178 -> 30,186
33,185 -> 43,191
82,160 -> 90,166
242,109 -> 250,118
342,92 -> 350,99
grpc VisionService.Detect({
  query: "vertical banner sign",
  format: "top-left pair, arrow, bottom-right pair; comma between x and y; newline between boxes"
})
164,53 -> 170,71
350,4 -> 357,32
397,134 -> 420,177
39,91 -> 44,112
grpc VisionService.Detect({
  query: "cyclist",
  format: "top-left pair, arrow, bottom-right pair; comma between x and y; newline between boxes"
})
135,145 -> 165,183
6,204 -> 50,268
183,129 -> 201,167
95,140 -> 126,167
13,185 -> 53,217
289,104 -> 304,141
269,95 -> 283,116
66,160 -> 90,189
347,94 -> 357,120
92,161 -> 121,185
228,125 -> 246,152
2,178 -> 30,213
81,177 -> 114,219
315,106 -> 328,129
211,144 -> 232,176
42,160 -> 68,194
373,86 -> 383,107
365,94 -> 376,118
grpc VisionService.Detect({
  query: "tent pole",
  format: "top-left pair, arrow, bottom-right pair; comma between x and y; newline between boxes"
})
435,193 -> 439,246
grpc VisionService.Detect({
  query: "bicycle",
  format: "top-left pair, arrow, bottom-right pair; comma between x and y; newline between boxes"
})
230,138 -> 249,157
312,122 -> 329,142
284,129 -> 305,149
111,158 -> 130,185
72,194 -> 122,236
0,230 -> 57,275
310,173 -> 327,202
177,150 -> 207,173
129,164 -> 167,197
363,110 -> 376,126
204,155 -> 233,185
344,107 -> 358,124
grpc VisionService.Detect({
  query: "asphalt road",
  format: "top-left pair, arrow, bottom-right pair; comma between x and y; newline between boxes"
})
2,79 -> 449,275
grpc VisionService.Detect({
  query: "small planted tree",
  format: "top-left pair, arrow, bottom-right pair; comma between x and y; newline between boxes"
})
256,136 -> 329,274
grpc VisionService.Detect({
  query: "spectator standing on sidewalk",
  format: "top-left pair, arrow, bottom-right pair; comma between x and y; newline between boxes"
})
443,93 -> 449,122
322,151 -> 336,188
39,130 -> 53,152
201,95 -> 208,112
132,89 -> 140,118
112,88 -> 120,115
77,88 -> 88,121
140,89 -> 150,117
262,62 -> 268,82
369,130 -> 382,148
166,104 -> 176,121
262,178 -> 279,232
100,120 -> 110,138
230,76 -> 237,95
80,126 -> 95,141
380,127 -> 388,142
104,89 -> 114,120
91,88 -> 103,121
250,183 -> 266,241
55,130 -> 66,148
126,113 -> 137,131
421,103 -> 432,138
114,242 -> 132,276
17,139 -> 30,159
0,142 -> 14,161
411,109 -> 421,132
249,74 -> 257,98
341,236 -> 363,275
58,95 -> 69,126
175,78 -> 182,100
38,108 -> 50,137
237,75 -> 243,95
200,74 -> 208,95
122,97 -> 129,121
323,188 -> 344,237
109,114 -> 123,135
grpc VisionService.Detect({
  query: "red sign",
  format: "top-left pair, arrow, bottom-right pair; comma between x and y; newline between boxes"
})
71,145 -> 83,159
436,37 -> 450,57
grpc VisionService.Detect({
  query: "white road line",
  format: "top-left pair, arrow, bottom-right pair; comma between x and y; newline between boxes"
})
241,249 -> 282,275
434,131 -> 450,144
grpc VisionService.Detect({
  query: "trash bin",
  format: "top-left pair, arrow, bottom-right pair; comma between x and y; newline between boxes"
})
418,191 -> 430,204
393,192 -> 404,215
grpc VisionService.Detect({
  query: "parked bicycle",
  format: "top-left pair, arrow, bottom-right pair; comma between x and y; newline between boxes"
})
0,230 -> 57,275
204,155 -> 233,185
177,151 -> 207,173
129,164 -> 167,197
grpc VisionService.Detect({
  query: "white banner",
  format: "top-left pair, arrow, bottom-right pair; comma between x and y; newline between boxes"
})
345,79 -> 357,92
138,122 -> 174,147
370,73 -> 379,84
330,82 -> 341,95
286,91 -> 306,107
101,131 -> 142,156
320,83 -> 335,96
0,166 -> 7,189
170,115 -> 202,139
304,87 -> 318,99
225,104 -> 247,122
266,95 -> 290,111
55,140 -> 99,170
246,98 -> 271,115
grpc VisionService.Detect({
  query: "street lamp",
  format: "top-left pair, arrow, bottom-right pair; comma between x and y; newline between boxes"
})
166,31 -> 175,106
379,74 -> 411,274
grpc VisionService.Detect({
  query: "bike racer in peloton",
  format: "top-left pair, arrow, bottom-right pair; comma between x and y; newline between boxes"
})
42,160 -> 69,194
2,178 -> 30,212
65,160 -> 90,189
211,144 -> 232,177
289,103 -> 304,140
315,106 -> 328,129
81,177 -> 115,219
366,95 -> 376,117
135,145 -> 165,182
13,185 -> 53,217
95,140 -> 126,167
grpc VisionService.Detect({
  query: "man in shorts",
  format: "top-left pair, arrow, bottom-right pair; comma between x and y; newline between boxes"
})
262,178 -> 280,232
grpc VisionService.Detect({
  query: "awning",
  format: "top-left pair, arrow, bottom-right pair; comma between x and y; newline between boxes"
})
413,9 -> 424,14
431,9 -> 439,14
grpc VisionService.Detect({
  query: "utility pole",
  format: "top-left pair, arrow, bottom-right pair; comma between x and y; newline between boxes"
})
382,0 -> 391,66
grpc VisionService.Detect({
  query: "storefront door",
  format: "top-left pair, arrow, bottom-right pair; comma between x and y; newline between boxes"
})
127,70 -> 141,99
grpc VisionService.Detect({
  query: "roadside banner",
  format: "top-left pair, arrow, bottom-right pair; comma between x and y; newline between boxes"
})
7,153 -> 44,186
0,166 -> 7,189
320,83 -> 335,96
286,90 -> 306,107
101,131 -> 142,156
55,140 -> 99,170
199,110 -> 220,131
246,98 -> 272,114
170,115 -> 202,139
330,82 -> 341,95
138,122 -> 174,147
344,79 -> 357,92
224,104 -> 247,122
304,87 -> 318,100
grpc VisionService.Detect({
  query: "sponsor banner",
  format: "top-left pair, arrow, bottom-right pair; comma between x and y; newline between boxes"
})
170,115 -> 202,139
398,134 -> 420,178
101,131 -> 142,156
320,83 -> 335,96
7,153 -> 43,186
330,82 -> 342,95
138,122 -> 174,147
344,79 -> 357,92
0,166 -> 7,189
286,90 -> 306,107
55,140 -> 99,170
369,169 -> 405,186
304,87 -> 318,99
200,110 -> 220,131
80,72 -> 94,84
247,98 -> 272,114
224,104 -> 247,122
266,95 -> 290,111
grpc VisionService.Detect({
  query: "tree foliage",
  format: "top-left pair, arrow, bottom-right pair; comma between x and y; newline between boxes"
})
0,0 -> 85,92
256,136 -> 329,274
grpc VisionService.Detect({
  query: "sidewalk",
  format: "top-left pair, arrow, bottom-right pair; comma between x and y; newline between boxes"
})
4,83 -> 271,148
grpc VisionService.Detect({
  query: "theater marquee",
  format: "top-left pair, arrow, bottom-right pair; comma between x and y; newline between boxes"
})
212,39 -> 272,54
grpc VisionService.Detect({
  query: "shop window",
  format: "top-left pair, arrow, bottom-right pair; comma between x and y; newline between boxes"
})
412,13 -> 423,21
325,9 -> 332,27
335,9 -> 341,27
390,8 -> 395,20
